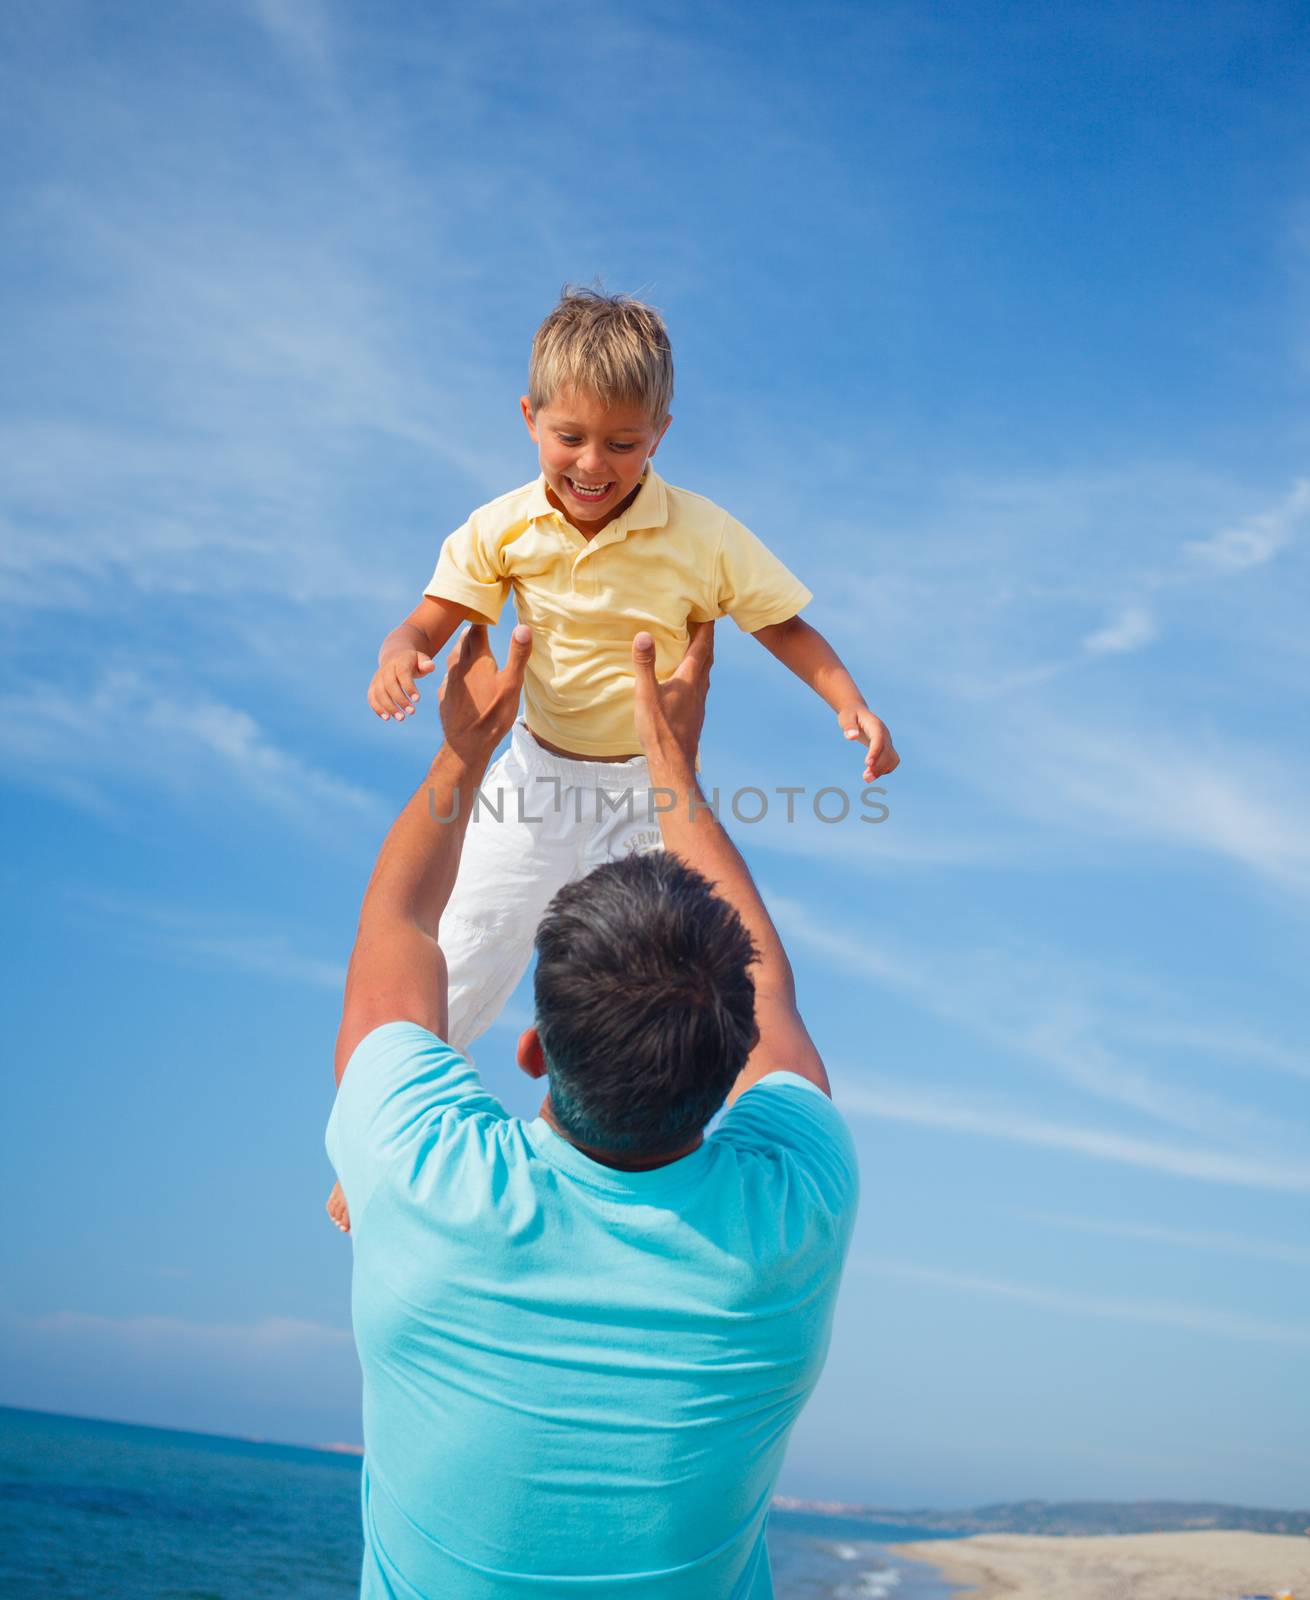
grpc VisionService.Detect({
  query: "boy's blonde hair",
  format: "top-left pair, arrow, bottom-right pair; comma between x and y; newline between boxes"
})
529,287 -> 674,425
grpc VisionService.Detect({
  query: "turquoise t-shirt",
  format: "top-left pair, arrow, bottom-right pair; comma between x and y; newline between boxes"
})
326,1022 -> 858,1600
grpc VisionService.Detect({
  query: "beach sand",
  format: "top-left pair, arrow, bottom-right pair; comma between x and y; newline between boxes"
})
887,1530 -> 1310,1600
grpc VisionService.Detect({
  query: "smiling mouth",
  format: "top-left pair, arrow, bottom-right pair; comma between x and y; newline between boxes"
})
565,476 -> 614,503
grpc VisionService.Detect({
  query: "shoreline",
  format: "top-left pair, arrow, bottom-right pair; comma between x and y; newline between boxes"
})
887,1530 -> 1310,1600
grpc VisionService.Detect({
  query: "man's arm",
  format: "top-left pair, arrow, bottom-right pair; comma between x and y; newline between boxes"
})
335,625 -> 532,1083
630,628 -> 829,1105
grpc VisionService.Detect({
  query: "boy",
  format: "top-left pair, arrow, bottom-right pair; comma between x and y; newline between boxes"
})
327,288 -> 896,1232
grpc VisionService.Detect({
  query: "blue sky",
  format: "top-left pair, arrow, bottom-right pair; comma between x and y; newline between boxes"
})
3,0 -> 1309,1509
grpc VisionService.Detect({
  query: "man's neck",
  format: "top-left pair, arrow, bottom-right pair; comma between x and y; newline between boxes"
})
538,1096 -> 703,1170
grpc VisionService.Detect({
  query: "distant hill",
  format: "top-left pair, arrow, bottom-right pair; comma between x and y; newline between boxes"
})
770,1497 -> 1310,1537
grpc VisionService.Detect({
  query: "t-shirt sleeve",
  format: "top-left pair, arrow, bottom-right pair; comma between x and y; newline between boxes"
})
710,1072 -> 859,1230
325,1021 -> 508,1224
423,515 -> 511,624
705,513 -> 814,633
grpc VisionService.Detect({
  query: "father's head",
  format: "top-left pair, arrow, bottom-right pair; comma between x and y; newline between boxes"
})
516,852 -> 758,1164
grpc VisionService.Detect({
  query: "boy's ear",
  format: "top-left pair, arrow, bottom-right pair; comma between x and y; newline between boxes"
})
520,396 -> 540,441
648,413 -> 672,455
516,1026 -> 547,1079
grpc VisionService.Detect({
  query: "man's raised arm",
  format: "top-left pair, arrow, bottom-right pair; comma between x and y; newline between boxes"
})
333,625 -> 532,1083
630,629 -> 830,1104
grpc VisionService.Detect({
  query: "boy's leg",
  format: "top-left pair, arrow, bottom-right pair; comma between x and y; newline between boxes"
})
581,753 -> 666,874
439,725 -> 583,1053
444,739 -> 674,1046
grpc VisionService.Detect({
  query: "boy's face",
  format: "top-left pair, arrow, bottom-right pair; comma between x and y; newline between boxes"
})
521,386 -> 671,535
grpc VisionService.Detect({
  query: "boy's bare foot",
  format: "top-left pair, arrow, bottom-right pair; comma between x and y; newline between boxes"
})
326,1180 -> 351,1235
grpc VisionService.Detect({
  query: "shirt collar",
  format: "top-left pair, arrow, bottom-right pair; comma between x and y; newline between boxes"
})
526,1116 -> 709,1197
526,466 -> 669,534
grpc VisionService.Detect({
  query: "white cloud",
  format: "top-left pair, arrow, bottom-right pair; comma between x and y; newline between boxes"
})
61,888 -> 348,987
855,1258 -> 1310,1345
1183,479 -> 1310,572
739,802 -> 1000,873
838,1078 -> 1310,1193
0,116 -> 520,623
246,0 -> 334,81
1013,1008 -> 1295,1155
183,932 -> 346,989
1020,1210 -> 1310,1269
1118,1020 -> 1310,1085
987,714 -> 1310,900
1082,602 -> 1156,655
30,1309 -> 354,1357
0,417 -> 404,613
777,896 -> 1307,1158
0,1308 -> 362,1444
811,468 -> 1309,710
0,665 -> 386,832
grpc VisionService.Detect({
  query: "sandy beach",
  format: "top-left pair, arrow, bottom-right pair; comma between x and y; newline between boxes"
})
889,1531 -> 1310,1600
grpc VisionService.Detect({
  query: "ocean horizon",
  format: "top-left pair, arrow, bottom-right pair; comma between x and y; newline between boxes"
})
0,1405 -> 960,1598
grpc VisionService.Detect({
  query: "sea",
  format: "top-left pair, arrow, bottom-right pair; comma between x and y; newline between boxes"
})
0,1407 -> 960,1599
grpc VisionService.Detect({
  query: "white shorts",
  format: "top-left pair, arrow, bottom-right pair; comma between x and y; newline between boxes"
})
441,722 -> 666,1052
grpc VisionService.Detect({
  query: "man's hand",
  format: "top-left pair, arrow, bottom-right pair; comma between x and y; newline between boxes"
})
369,649 -> 435,722
631,622 -> 714,765
632,619 -> 830,1102
839,705 -> 899,783
439,624 -> 533,762
332,623 -> 532,1085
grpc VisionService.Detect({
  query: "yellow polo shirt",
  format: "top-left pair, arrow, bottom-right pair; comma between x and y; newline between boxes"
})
424,468 -> 812,756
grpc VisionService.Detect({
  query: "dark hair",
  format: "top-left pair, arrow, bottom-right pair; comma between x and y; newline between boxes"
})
533,853 -> 759,1157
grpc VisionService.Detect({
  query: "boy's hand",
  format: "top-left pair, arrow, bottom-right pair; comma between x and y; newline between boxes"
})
326,1180 -> 350,1235
840,705 -> 899,783
369,649 -> 436,721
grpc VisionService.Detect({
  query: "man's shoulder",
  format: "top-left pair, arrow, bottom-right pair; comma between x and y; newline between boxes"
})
719,1073 -> 854,1146
711,1073 -> 859,1221
327,1022 -> 512,1223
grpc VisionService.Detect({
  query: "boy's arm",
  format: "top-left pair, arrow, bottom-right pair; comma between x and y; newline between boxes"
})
630,629 -> 829,1105
752,614 -> 899,781
369,595 -> 474,721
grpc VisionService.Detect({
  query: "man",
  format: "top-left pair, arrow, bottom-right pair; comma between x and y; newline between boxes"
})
327,621 -> 859,1599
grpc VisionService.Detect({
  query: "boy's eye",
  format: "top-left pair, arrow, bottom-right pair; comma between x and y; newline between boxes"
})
554,433 -> 637,452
